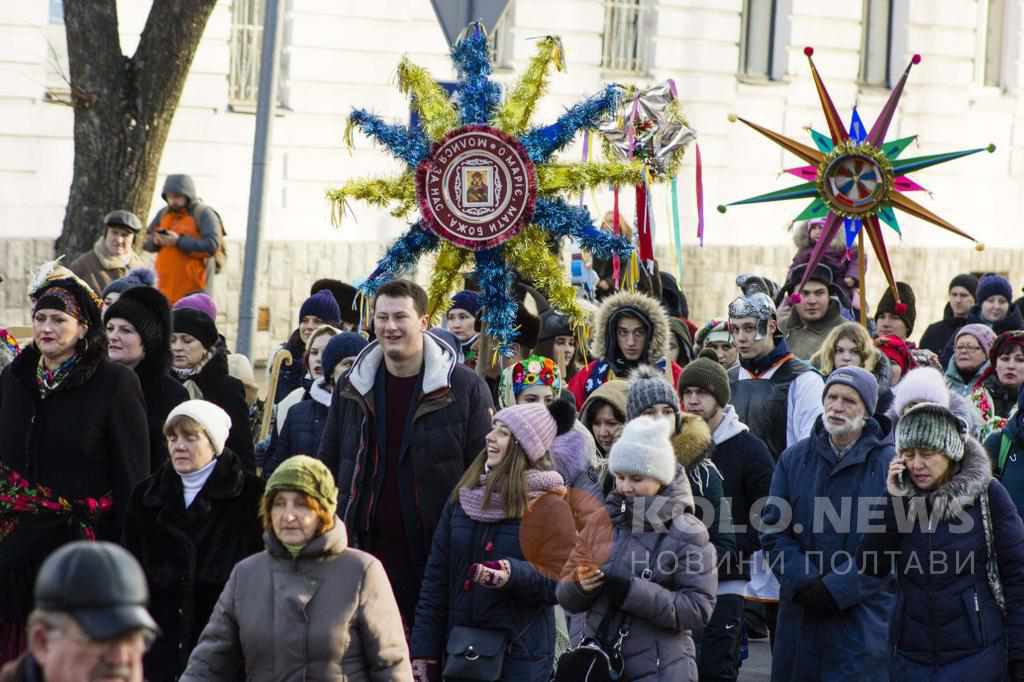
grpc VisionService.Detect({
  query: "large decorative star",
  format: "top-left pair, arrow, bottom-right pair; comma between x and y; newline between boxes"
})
719,47 -> 993,309
328,25 -> 638,351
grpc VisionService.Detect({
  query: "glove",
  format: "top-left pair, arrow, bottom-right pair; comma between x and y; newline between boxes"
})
601,566 -> 632,607
794,578 -> 840,616
470,560 -> 510,589
411,658 -> 440,682
1010,660 -> 1024,682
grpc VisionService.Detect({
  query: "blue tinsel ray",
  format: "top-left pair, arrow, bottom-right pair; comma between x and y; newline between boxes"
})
350,109 -> 430,168
452,24 -> 501,125
360,222 -> 440,297
474,247 -> 519,353
532,197 -> 633,259
520,84 -> 622,164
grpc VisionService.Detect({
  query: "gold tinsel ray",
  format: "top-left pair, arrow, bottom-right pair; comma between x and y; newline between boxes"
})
505,226 -> 584,330
426,242 -> 472,323
492,36 -> 564,136
396,57 -> 459,142
537,161 -> 644,196
326,174 -> 416,225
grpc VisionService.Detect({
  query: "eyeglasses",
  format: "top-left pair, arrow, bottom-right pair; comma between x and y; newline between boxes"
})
954,344 -> 983,353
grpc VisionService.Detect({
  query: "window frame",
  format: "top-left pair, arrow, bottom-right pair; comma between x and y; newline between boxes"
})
600,0 -> 653,76
738,0 -> 791,82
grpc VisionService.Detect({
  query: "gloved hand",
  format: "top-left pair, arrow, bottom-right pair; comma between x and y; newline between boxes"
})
794,578 -> 840,616
601,566 -> 632,607
469,560 -> 510,589
411,658 -> 440,682
1009,659 -> 1024,682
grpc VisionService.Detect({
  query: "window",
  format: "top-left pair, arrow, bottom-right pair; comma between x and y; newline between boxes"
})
229,0 -> 285,108
488,3 -> 513,68
601,0 -> 650,74
978,0 -> 1007,87
739,0 -> 791,80
45,0 -> 70,96
859,0 -> 892,86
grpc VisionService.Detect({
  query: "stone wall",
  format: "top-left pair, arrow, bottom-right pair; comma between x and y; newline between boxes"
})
5,238 -> 1022,362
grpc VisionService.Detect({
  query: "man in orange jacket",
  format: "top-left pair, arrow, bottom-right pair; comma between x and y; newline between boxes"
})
143,174 -> 222,304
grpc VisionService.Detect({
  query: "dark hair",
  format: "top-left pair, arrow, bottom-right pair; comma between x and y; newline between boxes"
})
374,279 -> 428,317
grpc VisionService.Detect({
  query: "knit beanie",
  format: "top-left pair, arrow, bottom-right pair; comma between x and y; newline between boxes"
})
104,286 -> 170,356
678,357 -> 731,407
174,292 -> 218,321
955,323 -> 997,357
891,366 -> 950,417
695,319 -> 732,348
976,273 -> 1013,304
173,307 -> 218,349
299,290 -> 341,325
310,279 -> 359,327
990,330 -> 1024,365
101,268 -> 156,299
875,282 -> 917,335
876,335 -> 914,376
895,402 -> 966,462
165,400 -> 232,455
949,273 -> 979,296
449,290 -> 481,317
823,366 -> 879,414
626,365 -> 680,421
608,416 -> 676,486
320,331 -> 368,380
265,455 -> 339,519
493,399 -> 575,463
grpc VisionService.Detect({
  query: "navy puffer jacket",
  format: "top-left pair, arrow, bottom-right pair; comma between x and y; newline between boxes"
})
263,395 -> 329,478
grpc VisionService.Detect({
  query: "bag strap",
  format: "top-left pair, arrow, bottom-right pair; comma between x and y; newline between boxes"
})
997,433 -> 1012,479
978,488 -> 1007,615
594,531 -> 670,650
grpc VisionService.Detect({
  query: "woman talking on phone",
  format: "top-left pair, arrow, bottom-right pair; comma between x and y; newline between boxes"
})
860,400 -> 1024,681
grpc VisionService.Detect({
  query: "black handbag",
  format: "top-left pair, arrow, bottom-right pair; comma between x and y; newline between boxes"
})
552,534 -> 668,682
442,625 -> 508,681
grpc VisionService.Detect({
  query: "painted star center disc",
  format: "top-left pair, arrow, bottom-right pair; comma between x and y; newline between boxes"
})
822,152 -> 886,215
416,125 -> 537,251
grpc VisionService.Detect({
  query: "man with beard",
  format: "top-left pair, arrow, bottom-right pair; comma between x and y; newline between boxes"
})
728,292 -> 824,459
760,367 -> 896,681
0,542 -> 159,682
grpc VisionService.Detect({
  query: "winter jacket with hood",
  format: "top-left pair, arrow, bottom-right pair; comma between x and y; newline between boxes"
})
761,416 -> 896,681
180,519 -> 412,682
920,302 -> 971,356
264,387 -> 330,479
0,340 -> 150,625
709,405 -> 775,584
123,449 -> 265,682
861,437 -> 1024,681
175,350 -> 255,473
144,174 -> 221,303
557,464 -> 718,682
567,291 -> 682,407
68,237 -> 148,297
579,379 -> 630,457
411,490 -> 577,682
317,333 -> 493,624
780,299 -> 847,361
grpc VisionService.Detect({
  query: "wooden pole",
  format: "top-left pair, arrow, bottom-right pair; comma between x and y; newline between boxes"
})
857,229 -> 868,328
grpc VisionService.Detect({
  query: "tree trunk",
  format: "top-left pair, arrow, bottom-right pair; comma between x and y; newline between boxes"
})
54,0 -> 219,260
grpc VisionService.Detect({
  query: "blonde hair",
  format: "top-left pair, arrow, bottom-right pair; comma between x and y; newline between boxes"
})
601,211 -> 634,240
304,324 -> 341,367
812,322 -> 880,375
451,438 -> 553,519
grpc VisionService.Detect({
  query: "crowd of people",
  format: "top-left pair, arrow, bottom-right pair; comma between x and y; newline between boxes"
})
1,201 -> 1024,682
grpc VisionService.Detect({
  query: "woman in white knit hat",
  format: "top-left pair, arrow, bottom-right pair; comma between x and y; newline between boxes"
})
556,416 -> 717,682
123,400 -> 265,682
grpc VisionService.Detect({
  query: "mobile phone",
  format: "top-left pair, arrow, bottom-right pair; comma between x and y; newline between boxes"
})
157,229 -> 170,235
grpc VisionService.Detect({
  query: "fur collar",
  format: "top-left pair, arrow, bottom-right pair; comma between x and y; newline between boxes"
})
345,332 -> 455,397
12,342 -> 106,395
590,290 -> 669,363
892,436 -> 992,521
672,413 -> 714,468
141,448 -> 247,510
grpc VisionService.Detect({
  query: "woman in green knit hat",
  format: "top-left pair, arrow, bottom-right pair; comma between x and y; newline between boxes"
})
180,455 -> 411,681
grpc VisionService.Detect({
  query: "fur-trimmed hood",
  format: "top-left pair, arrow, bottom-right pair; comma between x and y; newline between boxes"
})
579,379 -> 630,428
792,219 -> 847,253
892,435 -> 992,521
590,290 -> 670,364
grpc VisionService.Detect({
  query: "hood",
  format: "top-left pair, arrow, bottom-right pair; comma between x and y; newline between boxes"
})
579,379 -> 630,428
590,290 -> 670,364
668,317 -> 694,363
792,219 -> 848,252
892,436 -> 992,522
161,174 -> 197,204
550,422 -> 598,485
265,515 -> 349,559
606,463 -> 695,530
659,271 -> 687,318
672,413 -> 714,468
345,331 -> 455,397
712,404 -> 748,445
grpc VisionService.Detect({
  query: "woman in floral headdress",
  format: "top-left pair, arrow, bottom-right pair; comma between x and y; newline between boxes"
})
0,261 -> 150,664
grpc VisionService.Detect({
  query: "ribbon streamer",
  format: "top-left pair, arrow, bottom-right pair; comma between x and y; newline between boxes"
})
670,176 -> 684,284
695,143 -> 705,246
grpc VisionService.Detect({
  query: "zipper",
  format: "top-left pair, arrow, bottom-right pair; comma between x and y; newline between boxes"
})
974,590 -> 984,642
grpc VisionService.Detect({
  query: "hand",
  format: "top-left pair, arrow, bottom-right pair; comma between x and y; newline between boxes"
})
154,230 -> 179,246
794,578 -> 840,616
470,560 -> 510,589
576,564 -> 606,593
411,658 -> 439,682
887,456 -> 907,497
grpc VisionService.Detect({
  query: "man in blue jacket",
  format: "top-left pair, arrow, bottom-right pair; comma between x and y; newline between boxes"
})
761,366 -> 896,681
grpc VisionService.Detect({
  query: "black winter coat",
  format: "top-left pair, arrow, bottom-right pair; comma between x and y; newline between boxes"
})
263,395 -> 329,479
919,303 -> 969,356
178,351 -> 255,472
123,449 -> 264,682
0,344 -> 150,622
135,354 -> 188,472
273,329 -> 306,404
